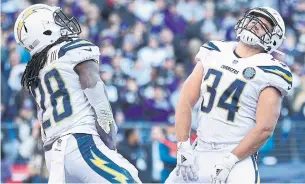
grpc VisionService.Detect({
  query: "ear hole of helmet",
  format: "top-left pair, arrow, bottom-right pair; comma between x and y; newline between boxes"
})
23,25 -> 28,33
43,30 -> 52,35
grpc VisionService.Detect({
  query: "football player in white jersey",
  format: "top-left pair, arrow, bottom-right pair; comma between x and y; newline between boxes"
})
14,4 -> 141,183
165,7 -> 292,183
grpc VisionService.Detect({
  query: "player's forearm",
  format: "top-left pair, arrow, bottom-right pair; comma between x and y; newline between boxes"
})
175,100 -> 193,142
232,126 -> 273,160
174,62 -> 202,142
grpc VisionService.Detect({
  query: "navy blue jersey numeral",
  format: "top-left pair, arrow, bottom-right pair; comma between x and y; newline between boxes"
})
217,79 -> 246,121
32,69 -> 72,129
201,69 -> 222,113
44,69 -> 72,123
201,69 -> 246,122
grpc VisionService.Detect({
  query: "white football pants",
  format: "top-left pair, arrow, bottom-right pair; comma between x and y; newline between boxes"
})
165,139 -> 260,183
44,133 -> 142,183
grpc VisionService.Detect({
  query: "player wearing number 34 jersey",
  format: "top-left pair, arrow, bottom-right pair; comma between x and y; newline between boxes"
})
165,7 -> 292,183
14,4 -> 141,183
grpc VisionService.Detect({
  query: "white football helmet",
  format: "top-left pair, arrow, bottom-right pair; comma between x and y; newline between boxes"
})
14,4 -> 81,56
235,7 -> 285,54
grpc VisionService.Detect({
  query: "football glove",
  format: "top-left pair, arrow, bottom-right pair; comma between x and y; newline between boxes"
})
210,152 -> 239,183
176,138 -> 199,181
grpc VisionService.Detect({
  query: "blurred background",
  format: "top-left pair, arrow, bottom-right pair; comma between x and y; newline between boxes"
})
1,0 -> 305,183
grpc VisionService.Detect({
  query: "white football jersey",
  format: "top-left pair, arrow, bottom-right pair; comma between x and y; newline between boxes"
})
31,38 -> 100,144
196,40 -> 292,143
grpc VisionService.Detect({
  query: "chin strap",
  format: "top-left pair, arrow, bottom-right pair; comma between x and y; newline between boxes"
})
273,49 -> 285,56
257,42 -> 285,56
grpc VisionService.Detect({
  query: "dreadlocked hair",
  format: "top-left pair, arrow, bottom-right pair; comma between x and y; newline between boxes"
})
21,36 -> 73,90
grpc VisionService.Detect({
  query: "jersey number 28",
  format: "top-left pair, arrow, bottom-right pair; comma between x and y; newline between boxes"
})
32,68 -> 72,130
201,69 -> 246,122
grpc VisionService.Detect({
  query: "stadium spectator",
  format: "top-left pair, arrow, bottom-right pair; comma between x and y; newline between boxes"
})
1,142 -> 12,183
159,123 -> 177,183
117,128 -> 149,181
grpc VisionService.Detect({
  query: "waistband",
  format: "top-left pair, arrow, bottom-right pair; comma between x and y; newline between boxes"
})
43,133 -> 74,152
43,138 -> 60,152
195,138 -> 239,150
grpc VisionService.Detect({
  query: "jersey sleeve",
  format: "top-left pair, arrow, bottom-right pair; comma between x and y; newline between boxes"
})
257,65 -> 293,96
195,41 -> 221,68
58,38 -> 100,68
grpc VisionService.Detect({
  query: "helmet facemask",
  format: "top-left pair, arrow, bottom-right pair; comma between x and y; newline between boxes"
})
235,8 -> 285,54
53,8 -> 81,37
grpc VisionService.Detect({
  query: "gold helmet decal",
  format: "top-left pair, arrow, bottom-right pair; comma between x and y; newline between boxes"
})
16,7 -> 50,42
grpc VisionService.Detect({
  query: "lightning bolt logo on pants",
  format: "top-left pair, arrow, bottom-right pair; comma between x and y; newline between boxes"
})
73,134 -> 137,183
90,150 -> 129,183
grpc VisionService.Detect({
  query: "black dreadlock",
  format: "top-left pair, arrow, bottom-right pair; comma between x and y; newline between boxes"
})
21,36 -> 73,90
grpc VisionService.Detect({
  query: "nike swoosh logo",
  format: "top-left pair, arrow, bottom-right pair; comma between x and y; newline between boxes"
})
83,48 -> 92,51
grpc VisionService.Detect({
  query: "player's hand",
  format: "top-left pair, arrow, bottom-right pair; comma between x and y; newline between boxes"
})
96,119 -> 118,150
176,138 -> 198,181
210,152 -> 239,183
95,103 -> 115,134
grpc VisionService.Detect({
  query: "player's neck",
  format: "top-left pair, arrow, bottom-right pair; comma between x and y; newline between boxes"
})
235,42 -> 263,58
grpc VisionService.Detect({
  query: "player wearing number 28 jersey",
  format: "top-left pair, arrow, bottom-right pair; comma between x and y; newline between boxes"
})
165,7 -> 292,183
14,4 -> 141,183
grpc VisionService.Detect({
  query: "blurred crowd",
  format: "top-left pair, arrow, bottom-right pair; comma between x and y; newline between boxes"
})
1,0 -> 305,183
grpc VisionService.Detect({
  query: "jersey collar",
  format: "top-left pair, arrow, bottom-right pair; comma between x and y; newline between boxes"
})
233,49 -> 242,58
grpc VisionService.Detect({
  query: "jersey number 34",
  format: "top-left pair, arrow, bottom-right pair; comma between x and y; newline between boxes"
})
201,69 -> 246,122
